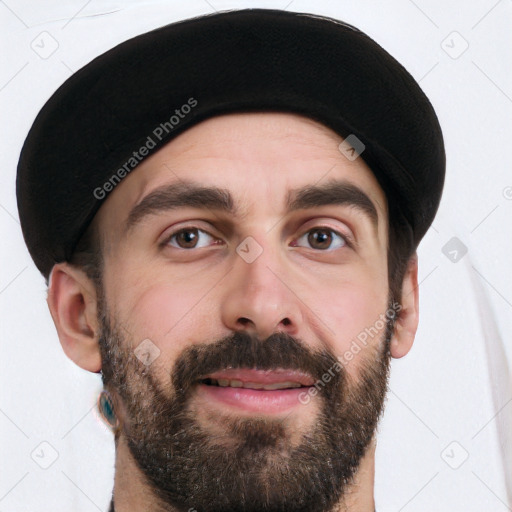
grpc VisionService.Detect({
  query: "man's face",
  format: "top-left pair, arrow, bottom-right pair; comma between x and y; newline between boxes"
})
95,112 -> 393,511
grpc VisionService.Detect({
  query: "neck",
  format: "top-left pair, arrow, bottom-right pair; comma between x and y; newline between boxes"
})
110,434 -> 377,512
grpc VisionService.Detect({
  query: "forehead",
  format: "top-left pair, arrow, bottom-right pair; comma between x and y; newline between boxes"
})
93,112 -> 388,238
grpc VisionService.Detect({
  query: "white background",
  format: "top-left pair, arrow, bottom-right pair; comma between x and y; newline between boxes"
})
1,1 -> 511,511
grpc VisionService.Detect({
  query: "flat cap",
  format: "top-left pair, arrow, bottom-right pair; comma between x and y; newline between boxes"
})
16,8 -> 445,279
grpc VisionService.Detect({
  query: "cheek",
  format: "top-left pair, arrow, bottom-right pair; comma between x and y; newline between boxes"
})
107,280 -> 218,374
315,273 -> 388,373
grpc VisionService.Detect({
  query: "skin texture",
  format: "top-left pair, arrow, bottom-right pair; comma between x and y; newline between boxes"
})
46,112 -> 419,512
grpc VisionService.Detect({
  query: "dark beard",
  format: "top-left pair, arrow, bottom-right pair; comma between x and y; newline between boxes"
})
98,303 -> 394,512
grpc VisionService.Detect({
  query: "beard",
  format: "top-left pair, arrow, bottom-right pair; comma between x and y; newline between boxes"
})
98,299 -> 395,512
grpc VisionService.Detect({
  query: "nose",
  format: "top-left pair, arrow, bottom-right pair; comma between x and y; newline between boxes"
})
220,240 -> 303,341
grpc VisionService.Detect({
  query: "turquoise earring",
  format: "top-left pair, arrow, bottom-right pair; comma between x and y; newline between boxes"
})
98,390 -> 119,429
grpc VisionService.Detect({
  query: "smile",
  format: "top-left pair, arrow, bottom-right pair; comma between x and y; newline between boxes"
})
201,378 -> 304,390
196,368 -> 315,414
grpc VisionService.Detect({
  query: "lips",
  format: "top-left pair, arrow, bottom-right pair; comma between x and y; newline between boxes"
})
202,378 -> 303,390
199,368 -> 316,389
196,368 -> 317,414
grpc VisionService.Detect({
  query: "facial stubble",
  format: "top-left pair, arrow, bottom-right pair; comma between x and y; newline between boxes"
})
98,301 -> 395,512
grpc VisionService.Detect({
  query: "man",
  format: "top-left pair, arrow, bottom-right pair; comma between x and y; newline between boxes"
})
16,8 -> 445,512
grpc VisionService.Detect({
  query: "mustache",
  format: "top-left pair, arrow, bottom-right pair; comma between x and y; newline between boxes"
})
170,330 -> 344,400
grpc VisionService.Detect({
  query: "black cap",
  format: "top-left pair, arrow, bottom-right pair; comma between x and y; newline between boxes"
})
16,8 -> 445,280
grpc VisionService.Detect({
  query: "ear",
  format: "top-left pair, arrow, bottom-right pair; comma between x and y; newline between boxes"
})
390,253 -> 419,359
46,263 -> 102,373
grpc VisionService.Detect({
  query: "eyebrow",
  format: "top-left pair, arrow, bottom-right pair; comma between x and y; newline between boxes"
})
124,179 -> 379,234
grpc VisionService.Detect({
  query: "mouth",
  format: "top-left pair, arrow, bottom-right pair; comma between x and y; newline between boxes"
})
201,378 -> 304,390
196,368 -> 315,414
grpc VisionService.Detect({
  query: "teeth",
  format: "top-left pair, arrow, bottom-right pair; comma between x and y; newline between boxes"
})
206,379 -> 302,390
261,381 -> 302,390
244,381 -> 264,389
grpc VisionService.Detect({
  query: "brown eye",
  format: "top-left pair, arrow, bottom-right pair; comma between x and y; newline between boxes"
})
165,227 -> 216,249
294,227 -> 348,251
175,228 -> 199,248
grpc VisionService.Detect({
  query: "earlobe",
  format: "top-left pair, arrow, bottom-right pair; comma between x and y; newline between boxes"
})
390,254 -> 420,359
46,263 -> 102,373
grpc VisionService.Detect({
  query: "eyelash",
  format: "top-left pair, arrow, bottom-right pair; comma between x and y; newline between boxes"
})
161,225 -> 353,251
